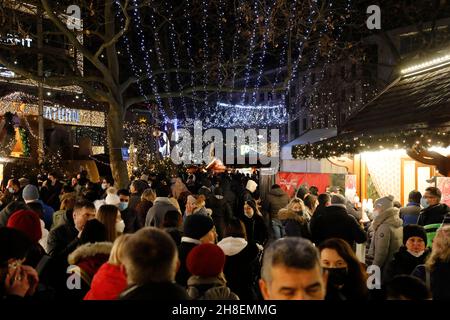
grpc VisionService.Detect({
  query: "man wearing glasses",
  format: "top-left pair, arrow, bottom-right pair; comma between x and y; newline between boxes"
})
417,187 -> 450,246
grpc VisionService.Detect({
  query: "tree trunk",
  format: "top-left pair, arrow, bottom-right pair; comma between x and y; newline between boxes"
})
107,103 -> 129,188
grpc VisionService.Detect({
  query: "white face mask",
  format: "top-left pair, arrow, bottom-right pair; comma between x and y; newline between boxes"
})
101,183 -> 108,190
8,187 -> 15,194
116,220 -> 125,233
407,250 -> 425,258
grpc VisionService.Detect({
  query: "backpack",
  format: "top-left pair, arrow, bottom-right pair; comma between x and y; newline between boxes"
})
423,223 -> 443,247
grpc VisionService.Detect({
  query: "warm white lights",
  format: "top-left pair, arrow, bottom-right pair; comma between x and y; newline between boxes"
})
401,54 -> 450,75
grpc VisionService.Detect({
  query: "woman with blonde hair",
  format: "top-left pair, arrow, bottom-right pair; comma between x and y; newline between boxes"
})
84,234 -> 130,300
96,204 -> 124,242
278,197 -> 311,239
412,225 -> 450,300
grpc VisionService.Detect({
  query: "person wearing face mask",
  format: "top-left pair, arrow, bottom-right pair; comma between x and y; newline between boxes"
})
384,224 -> 430,283
0,179 -> 22,210
240,200 -> 268,246
417,187 -> 450,246
277,198 -> 311,239
100,177 -> 114,197
365,195 -> 403,277
318,238 -> 368,301
116,189 -> 140,233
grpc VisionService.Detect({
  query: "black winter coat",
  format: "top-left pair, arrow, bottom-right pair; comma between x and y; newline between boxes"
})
240,214 -> 268,246
176,241 -> 198,287
412,261 -> 450,300
209,195 -> 233,239
310,205 -> 367,247
218,237 -> 261,300
417,203 -> 450,226
383,246 -> 430,283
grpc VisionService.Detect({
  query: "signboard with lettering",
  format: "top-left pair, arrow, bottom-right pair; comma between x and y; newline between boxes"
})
0,33 -> 33,47
44,106 -> 80,124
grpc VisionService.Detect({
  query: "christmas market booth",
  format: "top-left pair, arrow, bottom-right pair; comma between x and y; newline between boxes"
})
0,92 -> 105,181
292,50 -> 450,206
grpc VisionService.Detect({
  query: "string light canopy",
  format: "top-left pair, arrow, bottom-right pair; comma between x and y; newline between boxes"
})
117,1 -> 354,128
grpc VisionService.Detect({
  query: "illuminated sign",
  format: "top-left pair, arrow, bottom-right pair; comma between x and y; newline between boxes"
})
0,33 -> 33,47
44,106 -> 80,124
0,65 -> 15,78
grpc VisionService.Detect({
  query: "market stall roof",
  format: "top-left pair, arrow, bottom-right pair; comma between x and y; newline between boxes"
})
293,52 -> 450,159
281,128 -> 337,160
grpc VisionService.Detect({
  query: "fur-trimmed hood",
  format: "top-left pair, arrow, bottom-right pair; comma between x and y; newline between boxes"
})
68,241 -> 113,265
277,208 -> 304,223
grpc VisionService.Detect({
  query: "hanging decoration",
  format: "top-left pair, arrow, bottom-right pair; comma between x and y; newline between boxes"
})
292,128 -> 450,159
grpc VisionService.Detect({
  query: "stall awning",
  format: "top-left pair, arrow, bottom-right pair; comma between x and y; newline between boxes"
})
282,128 -> 337,160
293,52 -> 450,159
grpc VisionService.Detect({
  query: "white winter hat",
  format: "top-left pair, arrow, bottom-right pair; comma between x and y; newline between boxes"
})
246,180 -> 258,193
105,193 -> 121,207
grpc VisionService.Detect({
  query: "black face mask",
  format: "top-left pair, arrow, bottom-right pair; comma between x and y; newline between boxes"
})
324,267 -> 348,287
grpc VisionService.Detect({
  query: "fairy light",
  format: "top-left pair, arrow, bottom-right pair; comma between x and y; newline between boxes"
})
129,0 -> 167,122
292,128 -> 450,159
226,0 -> 245,107
183,0 -> 197,119
284,0 -> 317,104
251,0 -> 275,105
292,0 -> 337,126
148,7 -> 174,114
163,0 -> 189,120
115,0 -> 144,96
216,0 -> 226,93
200,0 -> 210,107
290,0 -> 353,127
401,53 -> 450,75
239,0 -> 260,105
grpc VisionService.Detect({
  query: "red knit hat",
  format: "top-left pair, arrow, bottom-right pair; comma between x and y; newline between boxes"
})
7,210 -> 42,243
186,243 -> 225,277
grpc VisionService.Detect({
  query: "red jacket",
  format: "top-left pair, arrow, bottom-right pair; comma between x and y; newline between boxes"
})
84,262 -> 128,300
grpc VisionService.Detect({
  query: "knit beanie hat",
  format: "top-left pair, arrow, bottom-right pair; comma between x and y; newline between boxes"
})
331,194 -> 347,205
403,224 -> 427,245
186,243 -> 225,277
0,227 -> 32,266
183,214 -> 214,240
7,210 -> 42,243
22,184 -> 40,203
105,193 -> 121,207
374,195 -> 395,212
246,180 -> 258,193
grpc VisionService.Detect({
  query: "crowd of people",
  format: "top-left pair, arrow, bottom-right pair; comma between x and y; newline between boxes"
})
0,169 -> 449,301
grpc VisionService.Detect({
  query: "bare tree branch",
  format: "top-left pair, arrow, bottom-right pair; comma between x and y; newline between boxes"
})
94,0 -> 130,60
